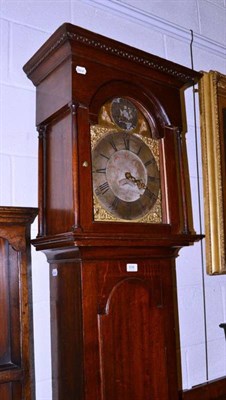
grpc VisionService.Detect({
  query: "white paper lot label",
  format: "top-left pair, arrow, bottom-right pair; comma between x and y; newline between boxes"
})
75,65 -> 87,75
126,263 -> 138,272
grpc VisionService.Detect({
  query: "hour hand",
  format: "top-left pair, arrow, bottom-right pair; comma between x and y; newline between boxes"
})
125,172 -> 146,190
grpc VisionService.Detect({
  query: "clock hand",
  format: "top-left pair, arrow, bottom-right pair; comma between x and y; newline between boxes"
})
125,172 -> 147,190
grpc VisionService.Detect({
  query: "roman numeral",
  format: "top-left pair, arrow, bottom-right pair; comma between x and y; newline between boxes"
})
144,188 -> 157,201
144,158 -> 154,167
108,137 -> 117,152
136,145 -> 142,156
123,135 -> 130,150
138,199 -> 149,216
95,168 -> 106,174
124,202 -> 133,220
110,196 -> 120,211
95,182 -> 110,196
100,153 -> 110,160
148,175 -> 157,183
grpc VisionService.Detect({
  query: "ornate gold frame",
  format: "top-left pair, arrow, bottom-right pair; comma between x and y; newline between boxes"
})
199,71 -> 226,274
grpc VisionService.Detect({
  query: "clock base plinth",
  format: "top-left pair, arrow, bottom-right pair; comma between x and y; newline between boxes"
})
37,242 -> 189,400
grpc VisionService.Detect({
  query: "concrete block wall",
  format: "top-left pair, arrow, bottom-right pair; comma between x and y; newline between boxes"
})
1,0 -> 226,398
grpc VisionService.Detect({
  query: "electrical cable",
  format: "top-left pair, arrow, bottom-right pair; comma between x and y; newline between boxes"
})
190,29 -> 209,382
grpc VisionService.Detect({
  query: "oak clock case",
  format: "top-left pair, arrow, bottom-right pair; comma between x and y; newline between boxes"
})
23,23 -> 202,400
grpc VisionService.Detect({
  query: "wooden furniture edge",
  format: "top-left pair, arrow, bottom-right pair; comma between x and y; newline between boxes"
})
180,376 -> 226,400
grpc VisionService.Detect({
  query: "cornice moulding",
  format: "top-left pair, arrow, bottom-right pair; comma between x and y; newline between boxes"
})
23,22 -> 201,85
83,0 -> 226,58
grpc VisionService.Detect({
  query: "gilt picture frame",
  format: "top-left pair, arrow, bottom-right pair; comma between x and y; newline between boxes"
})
199,71 -> 226,274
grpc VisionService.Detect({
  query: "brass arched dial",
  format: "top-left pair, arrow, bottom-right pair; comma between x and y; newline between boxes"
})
92,131 -> 160,221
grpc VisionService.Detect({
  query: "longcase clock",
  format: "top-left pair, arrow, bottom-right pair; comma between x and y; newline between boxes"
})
24,23 -> 202,400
